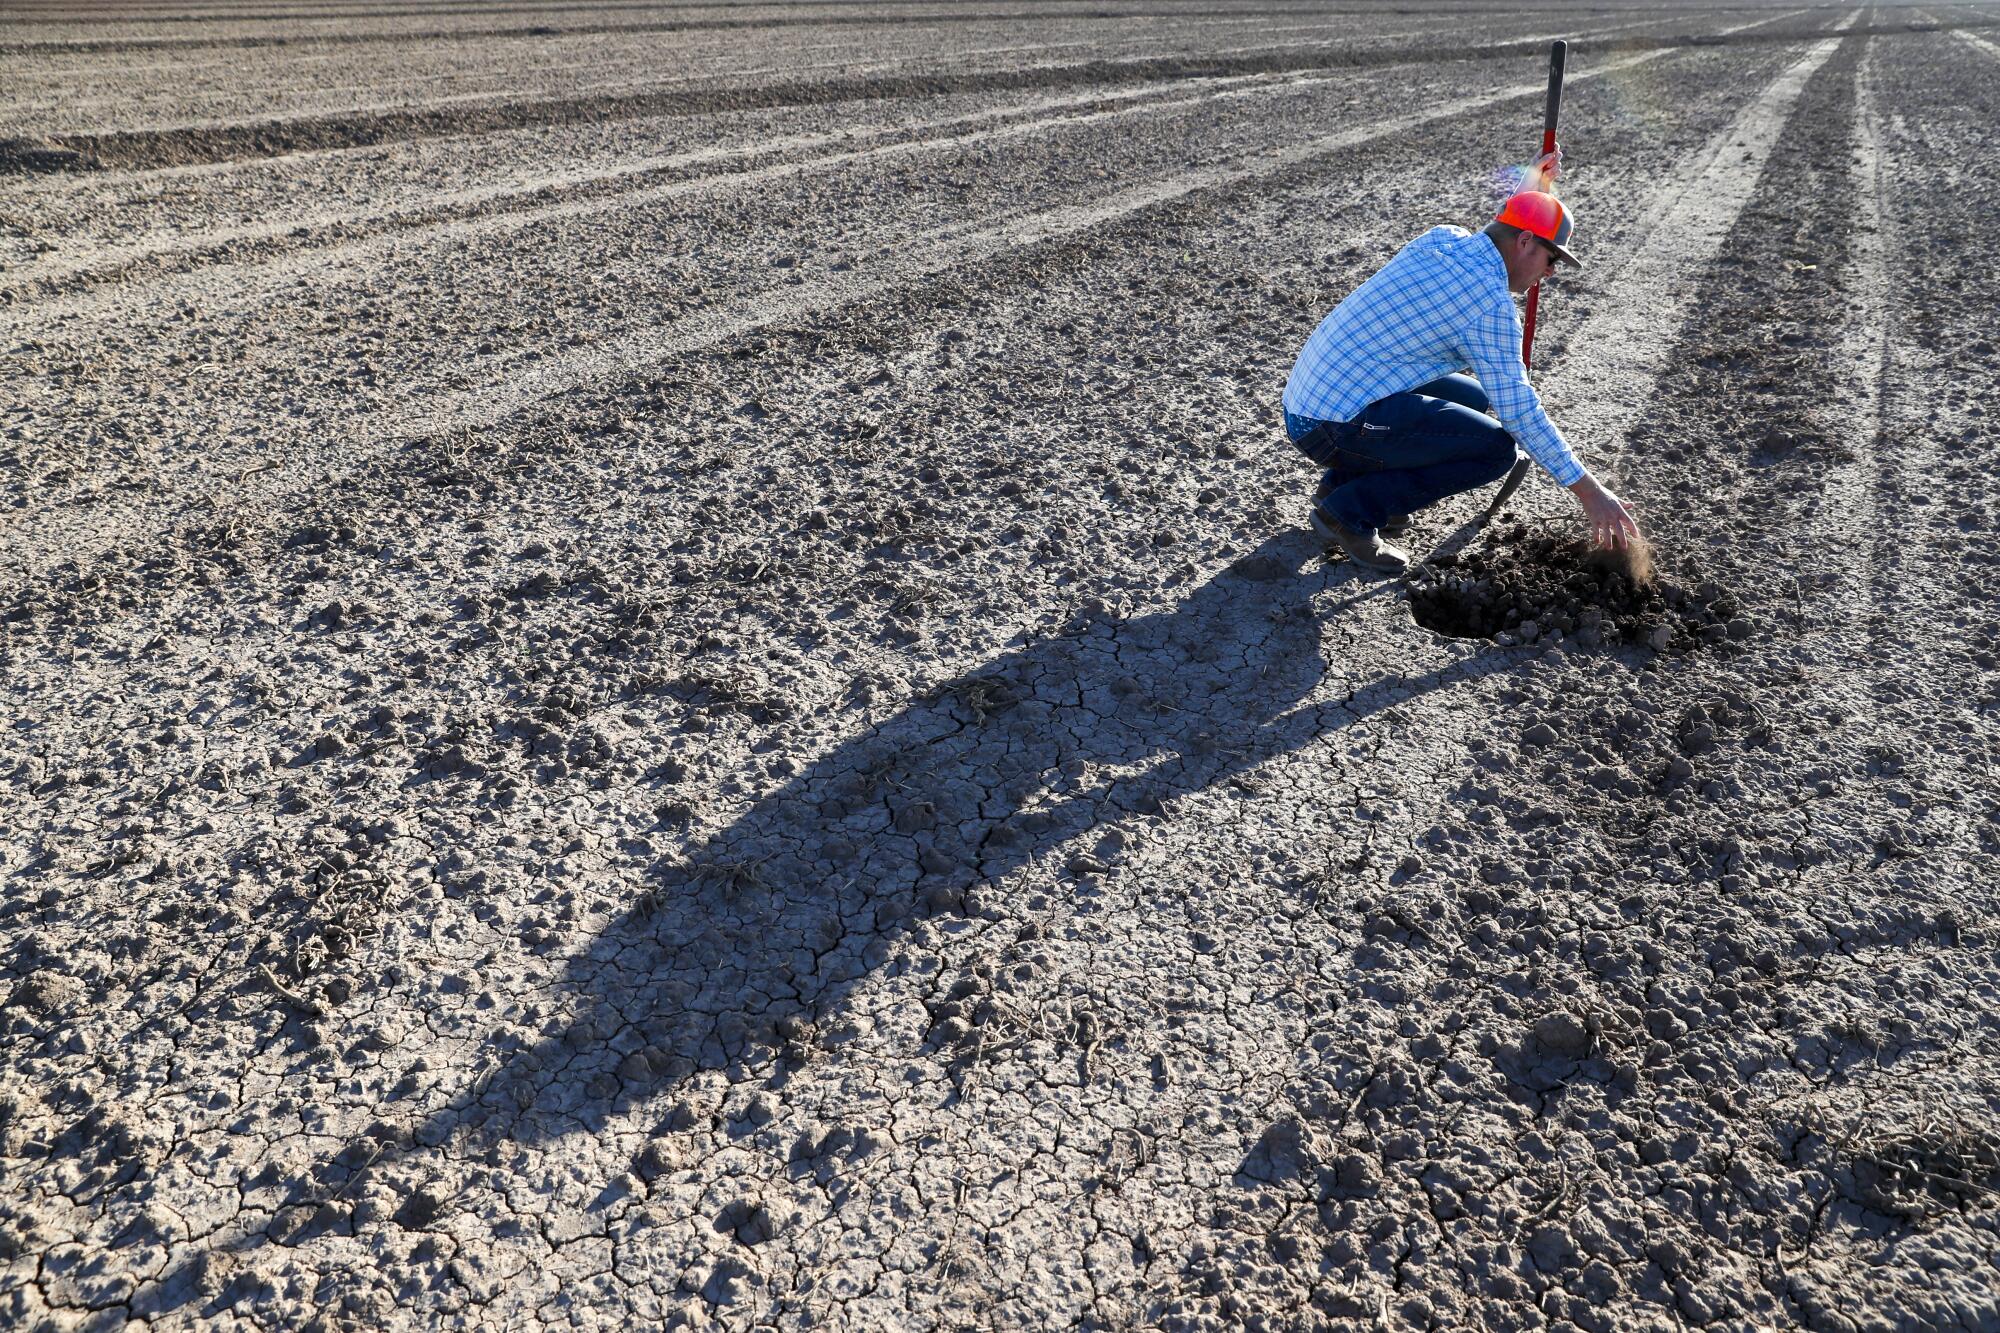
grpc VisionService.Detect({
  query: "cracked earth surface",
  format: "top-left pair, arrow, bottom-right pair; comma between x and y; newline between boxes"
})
3,2 -> 1999,1329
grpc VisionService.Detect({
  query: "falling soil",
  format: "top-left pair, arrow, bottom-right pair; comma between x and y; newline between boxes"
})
1409,525 -> 1745,650
1604,529 -> 1656,586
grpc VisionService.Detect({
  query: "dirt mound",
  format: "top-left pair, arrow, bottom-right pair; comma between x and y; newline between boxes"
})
1408,526 -> 1749,650
0,136 -> 94,173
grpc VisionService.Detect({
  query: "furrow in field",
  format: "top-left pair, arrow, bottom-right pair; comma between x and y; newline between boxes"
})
1690,28 -> 1989,895
1,9 -> 1837,169
1826,35 -> 1885,660
1878,27 -> 2000,780
8,14 -> 1692,301
0,61 -> 1498,327
1834,32 -> 1992,838
0,4 -> 1627,57
0,12 -> 1478,136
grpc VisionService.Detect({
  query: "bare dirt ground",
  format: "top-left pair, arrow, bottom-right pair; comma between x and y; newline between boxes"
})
5,2 -> 2000,1328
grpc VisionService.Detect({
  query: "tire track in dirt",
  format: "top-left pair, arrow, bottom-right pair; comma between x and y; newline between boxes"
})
1777,27 -> 1892,782
1828,33 -> 1893,680
1952,20 -> 2000,56
1794,43 -> 2000,1163
1876,28 -> 2000,799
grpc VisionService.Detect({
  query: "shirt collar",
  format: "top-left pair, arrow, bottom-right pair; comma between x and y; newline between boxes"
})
1470,228 -> 1510,289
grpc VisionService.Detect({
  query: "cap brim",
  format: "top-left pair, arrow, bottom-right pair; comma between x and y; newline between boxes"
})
1550,241 -> 1582,268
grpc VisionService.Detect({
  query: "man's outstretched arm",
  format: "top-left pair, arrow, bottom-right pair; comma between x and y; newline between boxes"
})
1466,294 -> 1642,549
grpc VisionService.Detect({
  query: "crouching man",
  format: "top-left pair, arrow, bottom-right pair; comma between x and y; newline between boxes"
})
1280,158 -> 1641,575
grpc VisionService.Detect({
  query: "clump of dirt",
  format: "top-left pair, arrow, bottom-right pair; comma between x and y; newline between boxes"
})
1408,527 -> 1746,650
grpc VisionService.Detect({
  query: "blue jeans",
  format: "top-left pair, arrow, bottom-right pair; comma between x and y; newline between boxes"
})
1283,374 -> 1518,533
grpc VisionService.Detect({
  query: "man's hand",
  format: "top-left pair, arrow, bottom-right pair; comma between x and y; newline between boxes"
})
1567,474 -> 1640,550
1528,145 -> 1562,193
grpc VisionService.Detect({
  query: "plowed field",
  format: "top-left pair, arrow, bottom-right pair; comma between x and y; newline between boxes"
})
5,2 -> 1999,1329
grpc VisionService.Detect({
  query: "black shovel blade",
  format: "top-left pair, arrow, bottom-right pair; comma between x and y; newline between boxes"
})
1480,456 -> 1532,525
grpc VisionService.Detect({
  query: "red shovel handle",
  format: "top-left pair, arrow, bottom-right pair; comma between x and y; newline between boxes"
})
1521,39 -> 1566,370
1483,40 -> 1567,525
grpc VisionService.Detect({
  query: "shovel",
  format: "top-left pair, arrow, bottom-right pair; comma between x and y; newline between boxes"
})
1481,38 -> 1567,526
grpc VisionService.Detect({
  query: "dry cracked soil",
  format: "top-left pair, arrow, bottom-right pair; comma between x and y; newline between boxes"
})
4,1 -> 2000,1329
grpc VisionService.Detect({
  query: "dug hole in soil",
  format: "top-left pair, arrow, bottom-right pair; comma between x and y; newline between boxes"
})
1406,521 -> 1750,652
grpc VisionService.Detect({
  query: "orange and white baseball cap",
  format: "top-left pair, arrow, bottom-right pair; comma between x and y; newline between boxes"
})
1495,191 -> 1581,267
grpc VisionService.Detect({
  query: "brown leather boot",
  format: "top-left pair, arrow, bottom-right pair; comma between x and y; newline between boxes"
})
1310,506 -> 1409,575
1312,475 -> 1408,536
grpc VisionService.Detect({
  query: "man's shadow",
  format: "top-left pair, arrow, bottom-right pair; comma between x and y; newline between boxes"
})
144,531 -> 1512,1315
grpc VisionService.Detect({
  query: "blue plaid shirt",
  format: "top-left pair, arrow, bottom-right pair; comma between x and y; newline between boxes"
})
1283,225 -> 1584,487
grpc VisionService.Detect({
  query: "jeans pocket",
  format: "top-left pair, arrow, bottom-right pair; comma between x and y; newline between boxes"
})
1325,408 -> 1399,469
1292,422 -> 1354,469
